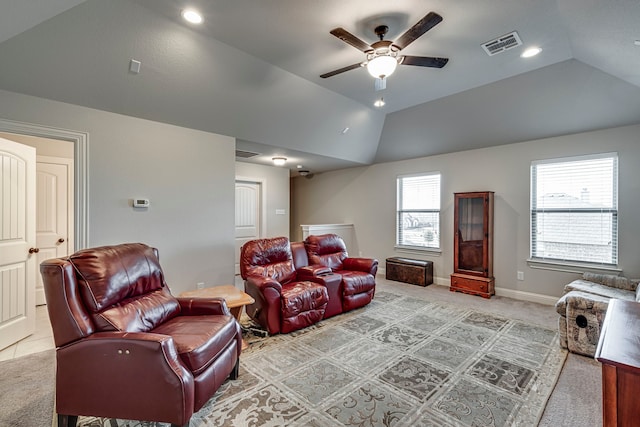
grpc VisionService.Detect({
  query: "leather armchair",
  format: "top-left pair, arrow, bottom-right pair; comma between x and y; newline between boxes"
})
240,236 -> 329,334
304,234 -> 378,311
40,243 -> 242,427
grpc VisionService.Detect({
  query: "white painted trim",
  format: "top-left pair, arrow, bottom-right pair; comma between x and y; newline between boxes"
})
527,258 -> 622,275
494,286 -> 558,306
301,223 -> 355,233
382,270 -> 558,305
381,270 -> 449,287
0,118 -> 88,250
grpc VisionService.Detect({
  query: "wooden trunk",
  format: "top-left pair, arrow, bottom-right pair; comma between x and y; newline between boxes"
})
386,257 -> 433,287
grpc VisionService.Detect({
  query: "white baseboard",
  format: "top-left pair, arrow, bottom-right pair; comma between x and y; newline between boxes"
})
494,287 -> 557,306
380,270 -> 557,306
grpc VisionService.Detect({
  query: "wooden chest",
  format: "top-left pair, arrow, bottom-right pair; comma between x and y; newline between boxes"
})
385,257 -> 433,286
450,272 -> 495,299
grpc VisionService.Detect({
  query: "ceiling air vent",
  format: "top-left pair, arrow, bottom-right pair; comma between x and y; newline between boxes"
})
235,149 -> 260,159
481,31 -> 522,56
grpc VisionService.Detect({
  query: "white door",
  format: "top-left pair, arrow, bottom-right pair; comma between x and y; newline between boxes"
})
0,137 -> 36,351
35,156 -> 73,305
235,180 -> 262,274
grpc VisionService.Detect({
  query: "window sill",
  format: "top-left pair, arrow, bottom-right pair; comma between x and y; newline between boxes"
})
527,258 -> 622,275
394,246 -> 442,256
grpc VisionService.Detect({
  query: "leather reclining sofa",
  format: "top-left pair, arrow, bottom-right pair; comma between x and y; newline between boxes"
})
240,233 -> 378,334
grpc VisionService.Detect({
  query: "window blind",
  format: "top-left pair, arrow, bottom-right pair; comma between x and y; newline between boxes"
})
531,153 -> 618,265
397,173 -> 441,249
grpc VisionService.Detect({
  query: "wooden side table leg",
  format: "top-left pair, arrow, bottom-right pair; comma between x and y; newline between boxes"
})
229,305 -> 250,350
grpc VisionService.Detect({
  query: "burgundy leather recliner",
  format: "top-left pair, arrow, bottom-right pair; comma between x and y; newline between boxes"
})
240,236 -> 329,334
305,234 -> 378,311
40,243 -> 242,427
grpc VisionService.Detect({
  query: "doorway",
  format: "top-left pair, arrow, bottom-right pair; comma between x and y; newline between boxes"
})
0,119 -> 87,350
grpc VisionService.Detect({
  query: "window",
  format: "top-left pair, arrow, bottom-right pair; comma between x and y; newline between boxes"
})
396,173 -> 441,249
531,153 -> 618,266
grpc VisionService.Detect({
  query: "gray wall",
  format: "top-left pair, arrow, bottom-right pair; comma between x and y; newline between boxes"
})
292,123 -> 640,300
0,89 -> 235,295
235,161 -> 291,239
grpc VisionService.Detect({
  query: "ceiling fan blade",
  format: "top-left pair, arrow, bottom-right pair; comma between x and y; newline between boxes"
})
320,62 -> 363,78
400,55 -> 449,68
393,12 -> 443,50
329,28 -> 372,52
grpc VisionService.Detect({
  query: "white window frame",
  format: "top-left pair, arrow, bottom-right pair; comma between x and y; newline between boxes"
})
528,152 -> 619,273
395,172 -> 441,252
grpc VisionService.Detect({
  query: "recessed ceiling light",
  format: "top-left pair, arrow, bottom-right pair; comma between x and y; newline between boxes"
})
634,40 -> 640,46
374,98 -> 385,108
182,9 -> 203,24
521,47 -> 542,58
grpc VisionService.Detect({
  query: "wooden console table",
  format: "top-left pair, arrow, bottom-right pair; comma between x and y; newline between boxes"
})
595,299 -> 640,426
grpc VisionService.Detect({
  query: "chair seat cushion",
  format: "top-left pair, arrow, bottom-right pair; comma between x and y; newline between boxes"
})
341,271 -> 375,296
281,281 -> 328,317
280,281 -> 328,333
152,314 -> 238,375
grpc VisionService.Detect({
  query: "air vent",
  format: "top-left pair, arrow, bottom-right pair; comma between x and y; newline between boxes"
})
235,149 -> 260,159
481,31 -> 522,56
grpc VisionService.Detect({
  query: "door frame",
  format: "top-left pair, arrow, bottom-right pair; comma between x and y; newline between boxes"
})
0,118 -> 88,250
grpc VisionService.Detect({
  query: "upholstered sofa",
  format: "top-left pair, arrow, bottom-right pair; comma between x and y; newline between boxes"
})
40,243 -> 242,427
240,234 -> 378,334
555,272 -> 639,357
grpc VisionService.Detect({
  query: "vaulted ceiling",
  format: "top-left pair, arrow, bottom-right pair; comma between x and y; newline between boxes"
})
1,0 -> 639,174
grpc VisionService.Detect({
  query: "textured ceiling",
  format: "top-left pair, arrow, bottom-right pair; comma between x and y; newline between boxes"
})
1,0 -> 639,174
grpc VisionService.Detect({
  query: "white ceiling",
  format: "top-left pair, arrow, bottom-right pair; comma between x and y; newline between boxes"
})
1,0 -> 640,174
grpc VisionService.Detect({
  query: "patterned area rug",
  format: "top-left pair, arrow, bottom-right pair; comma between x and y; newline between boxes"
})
78,291 -> 567,427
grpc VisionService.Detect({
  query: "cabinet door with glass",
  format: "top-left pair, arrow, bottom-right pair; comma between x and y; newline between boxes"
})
453,191 -> 494,277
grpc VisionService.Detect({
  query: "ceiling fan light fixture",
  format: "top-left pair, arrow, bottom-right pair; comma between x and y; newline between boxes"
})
367,55 -> 398,79
374,98 -> 385,108
272,156 -> 287,166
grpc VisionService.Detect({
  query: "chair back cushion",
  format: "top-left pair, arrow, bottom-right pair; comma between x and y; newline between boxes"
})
69,243 -> 180,332
240,237 -> 296,284
290,241 -> 309,270
304,234 -> 348,270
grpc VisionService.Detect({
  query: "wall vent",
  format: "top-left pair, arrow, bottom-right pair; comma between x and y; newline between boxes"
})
481,31 -> 522,56
235,149 -> 260,159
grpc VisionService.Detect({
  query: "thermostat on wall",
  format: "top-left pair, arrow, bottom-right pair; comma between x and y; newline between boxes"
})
133,198 -> 150,208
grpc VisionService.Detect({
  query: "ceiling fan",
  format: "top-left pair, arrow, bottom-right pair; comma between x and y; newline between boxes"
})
320,12 -> 449,90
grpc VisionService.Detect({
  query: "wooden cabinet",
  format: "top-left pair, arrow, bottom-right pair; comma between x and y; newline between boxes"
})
595,299 -> 640,426
450,191 -> 495,298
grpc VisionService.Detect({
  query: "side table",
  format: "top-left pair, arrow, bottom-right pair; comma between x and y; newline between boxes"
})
180,285 -> 255,350
595,298 -> 640,426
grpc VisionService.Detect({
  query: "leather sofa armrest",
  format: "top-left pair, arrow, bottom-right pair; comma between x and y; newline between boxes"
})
243,275 -> 283,335
56,332 -> 195,424
177,297 -> 231,316
343,257 -> 379,275
245,275 -> 283,293
297,265 -> 332,279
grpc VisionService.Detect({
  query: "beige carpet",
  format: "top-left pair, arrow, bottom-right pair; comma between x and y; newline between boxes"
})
79,280 -> 567,426
0,278 -> 601,426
